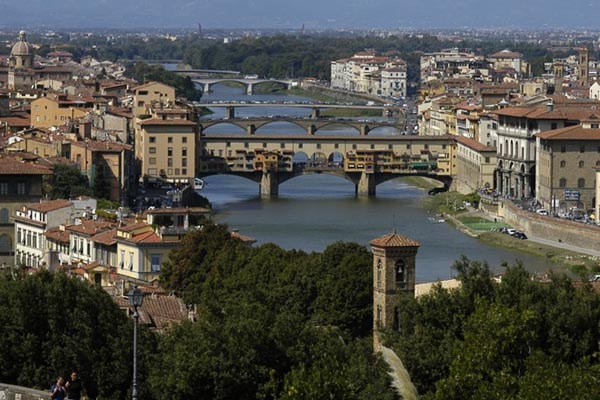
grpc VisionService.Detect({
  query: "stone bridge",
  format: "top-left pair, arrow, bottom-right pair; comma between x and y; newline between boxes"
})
198,133 -> 456,197
192,78 -> 295,95
199,117 -> 404,136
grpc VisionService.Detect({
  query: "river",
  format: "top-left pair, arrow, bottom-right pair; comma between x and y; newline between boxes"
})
198,83 -> 561,282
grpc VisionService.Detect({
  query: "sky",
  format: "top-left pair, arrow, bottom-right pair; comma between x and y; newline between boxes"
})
2,0 -> 600,30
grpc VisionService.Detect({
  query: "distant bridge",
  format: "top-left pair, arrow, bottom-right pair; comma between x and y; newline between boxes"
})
195,102 -> 402,119
192,78 -> 295,95
198,133 -> 456,197
199,117 -> 404,135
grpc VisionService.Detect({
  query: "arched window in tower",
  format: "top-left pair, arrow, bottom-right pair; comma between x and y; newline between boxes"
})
395,259 -> 406,289
376,259 -> 382,289
376,304 -> 382,328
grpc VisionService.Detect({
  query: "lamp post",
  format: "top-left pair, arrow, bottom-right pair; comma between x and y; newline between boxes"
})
128,286 -> 144,400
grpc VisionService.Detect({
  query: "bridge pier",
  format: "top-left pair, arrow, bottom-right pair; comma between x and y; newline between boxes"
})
307,125 -> 316,135
356,172 -> 376,197
203,83 -> 212,93
246,125 -> 256,135
247,83 -> 253,95
260,171 -> 279,198
311,108 -> 320,119
225,106 -> 235,119
360,125 -> 371,136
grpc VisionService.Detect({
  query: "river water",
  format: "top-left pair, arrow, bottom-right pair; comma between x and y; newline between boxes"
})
198,83 -> 560,282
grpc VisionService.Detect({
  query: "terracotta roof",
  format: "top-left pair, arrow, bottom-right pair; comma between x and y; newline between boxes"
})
230,230 -> 256,244
370,230 -> 420,248
114,294 -> 188,330
91,228 -> 118,246
44,227 -> 70,243
453,135 -> 496,152
494,104 -> 600,121
71,140 -> 132,152
67,219 -> 115,236
0,116 -> 31,127
0,157 -> 52,175
138,118 -> 196,127
535,125 -> 600,140
25,199 -> 72,213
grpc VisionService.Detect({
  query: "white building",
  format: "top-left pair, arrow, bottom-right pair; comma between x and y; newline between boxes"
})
14,199 -> 74,268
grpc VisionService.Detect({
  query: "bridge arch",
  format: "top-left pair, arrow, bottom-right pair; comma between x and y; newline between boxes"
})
251,80 -> 289,91
328,151 -> 344,167
293,151 -> 309,166
253,120 -> 308,133
310,152 -> 328,166
313,121 -> 361,135
201,121 -> 246,133
367,125 -> 403,136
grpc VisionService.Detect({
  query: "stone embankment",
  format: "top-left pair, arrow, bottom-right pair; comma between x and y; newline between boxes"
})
0,383 -> 48,400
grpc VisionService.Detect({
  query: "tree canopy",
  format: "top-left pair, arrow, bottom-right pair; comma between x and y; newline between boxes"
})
385,257 -> 600,400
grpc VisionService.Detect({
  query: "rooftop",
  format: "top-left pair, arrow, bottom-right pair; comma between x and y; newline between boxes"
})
370,230 -> 420,248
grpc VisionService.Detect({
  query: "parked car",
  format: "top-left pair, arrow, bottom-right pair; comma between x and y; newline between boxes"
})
535,209 -> 548,216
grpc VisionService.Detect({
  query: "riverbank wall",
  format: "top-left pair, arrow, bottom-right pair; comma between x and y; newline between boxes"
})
498,201 -> 600,253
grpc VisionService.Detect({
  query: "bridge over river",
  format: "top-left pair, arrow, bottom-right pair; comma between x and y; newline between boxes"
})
198,133 -> 456,197
199,116 -> 404,135
193,78 -> 296,95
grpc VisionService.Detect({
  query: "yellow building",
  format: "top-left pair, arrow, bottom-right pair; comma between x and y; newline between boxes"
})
30,96 -> 88,129
115,221 -> 182,282
132,82 -> 176,117
136,119 -> 197,183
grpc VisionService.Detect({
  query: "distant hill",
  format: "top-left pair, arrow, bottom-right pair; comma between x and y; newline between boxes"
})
2,0 -> 599,29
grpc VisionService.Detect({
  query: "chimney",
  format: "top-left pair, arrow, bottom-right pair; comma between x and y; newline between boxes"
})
546,101 -> 554,112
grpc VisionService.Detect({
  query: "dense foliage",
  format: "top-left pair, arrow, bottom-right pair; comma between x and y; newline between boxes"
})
386,257 -> 600,399
43,163 -> 92,200
155,223 -> 393,399
0,271 -> 146,399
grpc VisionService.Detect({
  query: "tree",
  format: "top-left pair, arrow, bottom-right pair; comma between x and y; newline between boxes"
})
92,164 -> 110,200
0,271 -> 137,399
44,163 -> 92,199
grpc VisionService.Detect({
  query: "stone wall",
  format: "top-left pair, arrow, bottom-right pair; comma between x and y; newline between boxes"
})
503,201 -> 600,253
0,383 -> 48,400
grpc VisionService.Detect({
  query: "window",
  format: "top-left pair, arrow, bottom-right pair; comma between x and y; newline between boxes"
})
376,259 -> 382,289
168,158 -> 173,167
17,183 -> 25,195
149,136 -> 156,143
129,252 -> 134,270
182,137 -> 187,143
175,168 -> 180,175
559,178 -> 567,188
244,142 -> 249,148
560,160 -> 566,168
182,158 -> 187,167
182,168 -> 187,175
579,161 -> 584,168
485,157 -> 490,163
168,137 -> 173,143
298,143 -> 303,149
119,250 -> 124,268
0,208 -> 8,224
149,158 -> 156,165
182,148 -> 187,157
317,143 -> 322,149
151,254 -> 161,272
580,145 -> 585,153
560,146 -> 566,153
263,143 -> 267,148
395,260 -> 406,288
551,123 -> 557,130
280,143 -> 286,149
406,144 -> 411,149
168,147 -> 173,157
370,144 -> 375,149
0,235 -> 10,253
17,228 -> 21,245
149,147 -> 156,154
578,178 -> 585,188
148,168 -> 157,175
352,144 -> 357,150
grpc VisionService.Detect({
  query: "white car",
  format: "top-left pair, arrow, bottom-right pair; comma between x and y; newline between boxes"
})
536,209 -> 549,216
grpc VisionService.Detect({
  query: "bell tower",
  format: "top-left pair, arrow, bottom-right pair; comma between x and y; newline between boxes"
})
370,229 -> 420,351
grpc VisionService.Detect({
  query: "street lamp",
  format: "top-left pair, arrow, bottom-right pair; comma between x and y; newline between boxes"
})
128,286 -> 144,400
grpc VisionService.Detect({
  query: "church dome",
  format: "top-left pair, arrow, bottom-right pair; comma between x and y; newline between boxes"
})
11,31 -> 33,56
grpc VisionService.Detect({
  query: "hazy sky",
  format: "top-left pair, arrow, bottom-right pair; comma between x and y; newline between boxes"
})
2,0 -> 600,29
